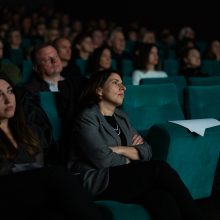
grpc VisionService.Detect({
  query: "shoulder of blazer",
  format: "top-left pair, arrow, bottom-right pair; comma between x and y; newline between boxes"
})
79,104 -> 103,122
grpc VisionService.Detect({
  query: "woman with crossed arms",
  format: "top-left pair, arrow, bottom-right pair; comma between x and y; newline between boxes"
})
70,69 -> 205,220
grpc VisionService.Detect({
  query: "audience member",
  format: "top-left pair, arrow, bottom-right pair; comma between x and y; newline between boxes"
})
53,37 -> 82,78
72,33 -> 94,60
108,28 -> 133,73
176,38 -> 196,59
26,43 -> 85,164
26,44 -> 64,93
4,29 -> 25,68
178,26 -> 195,41
86,45 -> 112,77
91,28 -> 105,49
70,69 -> 205,220
179,47 -> 209,79
0,73 -> 103,220
204,40 -> 220,60
132,43 -> 167,85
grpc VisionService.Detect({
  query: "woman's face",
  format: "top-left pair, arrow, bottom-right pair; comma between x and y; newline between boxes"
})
80,37 -> 94,53
0,79 -> 16,121
97,73 -> 126,107
147,46 -> 159,66
99,48 -> 112,70
185,48 -> 201,68
211,40 -> 220,55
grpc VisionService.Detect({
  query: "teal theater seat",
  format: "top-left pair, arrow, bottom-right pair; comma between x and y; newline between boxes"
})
9,48 -> 24,67
147,85 -> 220,199
96,200 -> 151,220
147,122 -> 220,199
111,59 -> 117,70
196,41 -> 207,57
21,38 -> 31,50
122,84 -> 184,138
140,76 -> 187,108
75,59 -> 88,75
185,85 -> 220,119
122,84 -> 220,199
125,40 -> 136,52
21,60 -> 33,84
188,76 -> 220,86
123,76 -> 132,86
38,91 -> 61,142
185,85 -> 220,193
163,59 -> 180,76
201,60 -> 220,76
121,59 -> 134,76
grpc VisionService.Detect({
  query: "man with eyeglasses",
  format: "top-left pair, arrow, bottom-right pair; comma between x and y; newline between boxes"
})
26,43 -> 87,165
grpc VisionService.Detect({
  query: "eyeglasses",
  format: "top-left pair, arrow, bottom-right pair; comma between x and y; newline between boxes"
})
40,55 -> 60,65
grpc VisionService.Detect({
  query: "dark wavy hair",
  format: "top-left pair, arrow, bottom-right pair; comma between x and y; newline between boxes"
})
86,45 -> 112,75
79,69 -> 122,110
0,73 -> 41,160
135,43 -> 160,70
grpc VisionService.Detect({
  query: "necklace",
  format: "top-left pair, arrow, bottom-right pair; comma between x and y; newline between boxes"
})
113,124 -> 121,136
104,115 -> 121,136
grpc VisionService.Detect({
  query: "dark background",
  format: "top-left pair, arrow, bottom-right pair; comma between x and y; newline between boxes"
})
1,0 -> 219,40
58,0 -> 220,40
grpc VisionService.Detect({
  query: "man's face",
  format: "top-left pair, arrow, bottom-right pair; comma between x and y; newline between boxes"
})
35,46 -> 63,78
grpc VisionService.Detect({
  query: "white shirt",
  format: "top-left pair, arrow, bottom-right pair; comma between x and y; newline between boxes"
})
132,70 -> 168,85
45,76 -> 65,92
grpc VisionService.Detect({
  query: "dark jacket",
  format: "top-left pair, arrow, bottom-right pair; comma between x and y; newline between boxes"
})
70,104 -> 152,196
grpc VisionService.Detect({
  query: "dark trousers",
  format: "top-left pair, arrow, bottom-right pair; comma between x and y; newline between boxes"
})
0,167 -> 103,220
95,160 -> 205,220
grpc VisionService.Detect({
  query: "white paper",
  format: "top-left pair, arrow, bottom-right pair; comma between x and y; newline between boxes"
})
168,118 -> 220,136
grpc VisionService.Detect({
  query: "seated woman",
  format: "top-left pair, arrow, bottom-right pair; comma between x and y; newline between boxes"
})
179,47 -> 209,79
132,43 -> 167,85
70,69 -> 205,220
203,39 -> 220,61
86,45 -> 112,78
0,73 -> 103,220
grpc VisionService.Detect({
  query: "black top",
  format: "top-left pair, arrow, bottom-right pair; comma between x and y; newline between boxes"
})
104,115 -> 127,145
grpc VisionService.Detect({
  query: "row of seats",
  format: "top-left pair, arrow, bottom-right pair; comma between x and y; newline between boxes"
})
124,75 -> 220,111
38,83 -> 220,220
75,58 -> 133,76
163,59 -> 220,76
2,59 -> 220,87
77,58 -> 220,77
122,84 -> 220,200
123,75 -> 220,87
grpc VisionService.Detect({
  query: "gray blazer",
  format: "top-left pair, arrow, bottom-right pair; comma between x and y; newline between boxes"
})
70,104 -> 152,196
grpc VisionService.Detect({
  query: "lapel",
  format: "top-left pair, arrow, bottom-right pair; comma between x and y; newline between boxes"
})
93,105 -> 121,145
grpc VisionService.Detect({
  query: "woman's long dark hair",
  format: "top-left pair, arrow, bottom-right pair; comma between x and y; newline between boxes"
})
0,73 -> 41,160
86,45 -> 112,75
79,69 -> 121,111
135,43 -> 160,70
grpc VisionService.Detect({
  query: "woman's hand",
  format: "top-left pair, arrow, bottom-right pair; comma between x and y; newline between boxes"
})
132,134 -> 144,146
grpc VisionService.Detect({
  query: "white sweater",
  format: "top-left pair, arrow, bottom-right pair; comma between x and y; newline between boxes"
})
132,70 -> 168,85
